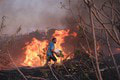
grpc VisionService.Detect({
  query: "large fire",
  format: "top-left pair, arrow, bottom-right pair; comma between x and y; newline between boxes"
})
22,29 -> 77,67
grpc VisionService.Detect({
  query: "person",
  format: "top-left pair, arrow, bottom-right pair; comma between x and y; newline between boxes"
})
46,37 -> 57,65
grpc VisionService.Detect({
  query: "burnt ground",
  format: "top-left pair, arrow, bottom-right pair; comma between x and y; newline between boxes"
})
0,54 -> 120,80
0,60 -> 97,80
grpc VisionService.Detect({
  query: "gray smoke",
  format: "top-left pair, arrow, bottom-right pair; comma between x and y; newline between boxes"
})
0,0 -> 119,35
0,0 -> 66,35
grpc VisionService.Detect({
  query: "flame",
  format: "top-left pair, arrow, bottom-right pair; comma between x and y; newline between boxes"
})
71,32 -> 77,37
116,48 -> 120,52
116,48 -> 120,51
52,29 -> 70,63
22,38 -> 48,67
22,29 -> 77,67
97,43 -> 101,51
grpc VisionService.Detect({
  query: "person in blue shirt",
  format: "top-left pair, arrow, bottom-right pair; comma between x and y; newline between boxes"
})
46,37 -> 57,65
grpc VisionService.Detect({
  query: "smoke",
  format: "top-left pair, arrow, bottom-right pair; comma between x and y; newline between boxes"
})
0,0 -> 66,35
61,0 -> 107,29
0,0 -> 119,38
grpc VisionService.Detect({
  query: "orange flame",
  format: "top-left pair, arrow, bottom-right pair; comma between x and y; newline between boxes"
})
22,38 -> 48,67
116,48 -> 120,52
71,32 -> 77,37
53,29 -> 70,63
22,29 -> 77,67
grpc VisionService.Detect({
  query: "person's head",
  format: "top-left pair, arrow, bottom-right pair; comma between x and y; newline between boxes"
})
52,37 -> 57,43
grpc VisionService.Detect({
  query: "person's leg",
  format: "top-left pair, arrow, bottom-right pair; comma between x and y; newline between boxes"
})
51,55 -> 57,66
45,56 -> 50,66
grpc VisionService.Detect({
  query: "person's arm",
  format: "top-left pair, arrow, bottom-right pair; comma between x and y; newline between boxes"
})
51,49 -> 57,54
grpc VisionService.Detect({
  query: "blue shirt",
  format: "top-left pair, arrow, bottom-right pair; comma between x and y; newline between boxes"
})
47,42 -> 55,56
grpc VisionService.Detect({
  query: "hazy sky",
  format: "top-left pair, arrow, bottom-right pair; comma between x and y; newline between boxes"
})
0,0 -> 66,34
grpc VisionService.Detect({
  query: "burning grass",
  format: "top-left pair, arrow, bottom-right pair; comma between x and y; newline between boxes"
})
22,29 -> 77,67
